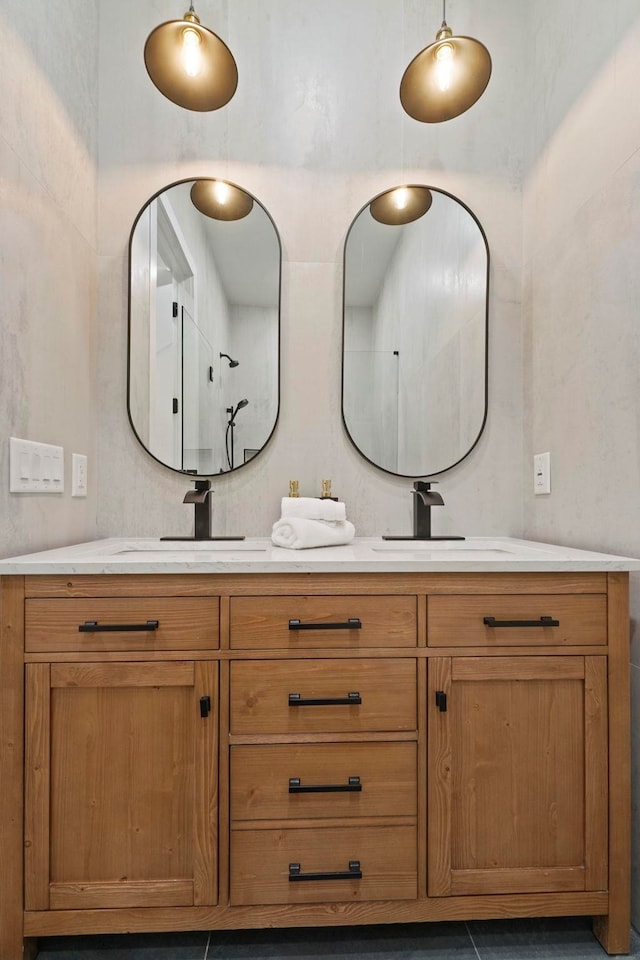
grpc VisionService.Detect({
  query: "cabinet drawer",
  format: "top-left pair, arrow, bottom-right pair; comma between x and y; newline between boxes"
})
230,659 -> 417,734
230,825 -> 417,905
231,742 -> 416,821
25,597 -> 220,652
229,595 -> 417,649
428,595 -> 607,647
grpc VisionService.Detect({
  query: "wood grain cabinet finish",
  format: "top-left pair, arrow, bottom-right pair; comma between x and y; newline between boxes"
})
231,742 -> 417,821
25,597 -> 220,652
230,825 -> 417,905
428,594 -> 606,647
24,660 -> 218,910
427,656 -> 608,897
229,595 -> 417,649
229,658 -> 417,734
229,655 -> 418,907
0,570 -> 629,959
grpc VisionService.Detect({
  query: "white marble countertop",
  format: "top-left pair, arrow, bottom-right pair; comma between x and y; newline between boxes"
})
1,536 -> 639,575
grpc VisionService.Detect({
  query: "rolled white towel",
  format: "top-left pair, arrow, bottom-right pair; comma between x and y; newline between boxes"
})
281,497 -> 347,522
272,517 -> 355,550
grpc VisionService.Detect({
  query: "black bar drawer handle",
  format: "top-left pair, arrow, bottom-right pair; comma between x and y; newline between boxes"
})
288,691 -> 362,707
483,616 -> 559,628
289,618 -> 362,631
289,860 -> 362,882
289,776 -> 362,794
78,620 -> 160,633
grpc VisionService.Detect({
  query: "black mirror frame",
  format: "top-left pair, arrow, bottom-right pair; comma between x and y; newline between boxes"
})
341,184 -> 490,479
127,177 -> 282,478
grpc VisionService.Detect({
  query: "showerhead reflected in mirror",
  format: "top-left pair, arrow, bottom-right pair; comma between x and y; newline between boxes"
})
342,185 -> 488,477
220,352 -> 239,368
128,179 -> 281,475
225,398 -> 249,469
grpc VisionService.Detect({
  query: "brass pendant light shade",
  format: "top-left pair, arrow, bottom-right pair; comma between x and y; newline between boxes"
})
400,2 -> 491,123
370,186 -> 433,225
190,180 -> 254,221
144,5 -> 238,112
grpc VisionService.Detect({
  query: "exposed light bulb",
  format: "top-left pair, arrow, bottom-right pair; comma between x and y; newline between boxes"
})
434,41 -> 454,92
181,26 -> 203,78
213,181 -> 231,205
392,187 -> 410,211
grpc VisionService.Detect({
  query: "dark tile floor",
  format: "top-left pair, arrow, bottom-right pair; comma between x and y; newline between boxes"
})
35,917 -> 640,959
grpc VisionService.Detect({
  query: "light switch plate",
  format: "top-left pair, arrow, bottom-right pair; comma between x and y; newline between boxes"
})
71,453 -> 88,497
9,437 -> 64,493
533,451 -> 551,495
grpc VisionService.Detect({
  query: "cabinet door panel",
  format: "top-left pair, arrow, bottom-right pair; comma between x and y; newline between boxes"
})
25,661 -> 218,910
428,656 -> 607,897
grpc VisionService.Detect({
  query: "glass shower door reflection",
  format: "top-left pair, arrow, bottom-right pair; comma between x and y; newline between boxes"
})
181,307 -> 216,474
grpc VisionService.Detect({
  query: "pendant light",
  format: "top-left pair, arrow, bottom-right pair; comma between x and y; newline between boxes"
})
370,186 -> 433,226
190,179 -> 254,221
144,3 -> 238,112
400,0 -> 491,123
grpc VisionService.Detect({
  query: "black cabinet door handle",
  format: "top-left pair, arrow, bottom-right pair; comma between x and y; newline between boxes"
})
288,691 -> 361,707
289,861 -> 362,882
288,776 -> 362,794
199,696 -> 211,718
483,616 -> 559,628
435,691 -> 447,712
78,620 -> 160,633
288,618 -> 362,631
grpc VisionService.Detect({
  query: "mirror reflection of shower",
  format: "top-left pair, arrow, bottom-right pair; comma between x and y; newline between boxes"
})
220,352 -> 239,368
225,399 -> 249,469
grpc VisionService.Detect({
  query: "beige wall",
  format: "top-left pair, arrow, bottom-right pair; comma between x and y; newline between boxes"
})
522,0 -> 640,928
0,1 -> 99,557
96,0 -> 526,540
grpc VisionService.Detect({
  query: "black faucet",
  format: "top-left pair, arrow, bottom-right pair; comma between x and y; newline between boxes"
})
184,479 -> 213,540
160,479 -> 246,541
412,481 -> 443,538
382,480 -> 465,541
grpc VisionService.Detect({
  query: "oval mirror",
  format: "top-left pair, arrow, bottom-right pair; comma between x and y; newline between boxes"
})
128,178 -> 281,475
342,185 -> 488,477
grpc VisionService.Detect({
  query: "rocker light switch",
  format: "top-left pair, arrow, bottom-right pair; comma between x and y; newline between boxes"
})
9,437 -> 64,493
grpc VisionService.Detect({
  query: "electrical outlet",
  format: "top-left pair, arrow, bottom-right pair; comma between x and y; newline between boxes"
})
9,437 -> 64,493
71,453 -> 88,498
533,452 -> 551,495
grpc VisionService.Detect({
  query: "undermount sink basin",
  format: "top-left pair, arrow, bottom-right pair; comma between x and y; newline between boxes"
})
373,548 -> 511,559
373,538 -> 505,551
115,539 -> 268,555
370,538 -> 559,559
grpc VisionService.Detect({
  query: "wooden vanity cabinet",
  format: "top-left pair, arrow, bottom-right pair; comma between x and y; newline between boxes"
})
229,655 -> 419,906
0,570 -> 630,958
18,581 -> 220,920
24,660 -> 219,911
427,655 -> 607,897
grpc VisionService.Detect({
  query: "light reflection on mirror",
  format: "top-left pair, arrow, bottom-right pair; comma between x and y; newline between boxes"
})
128,179 -> 281,475
342,185 -> 488,477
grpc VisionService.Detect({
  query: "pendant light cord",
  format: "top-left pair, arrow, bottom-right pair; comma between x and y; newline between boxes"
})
442,0 -> 447,25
